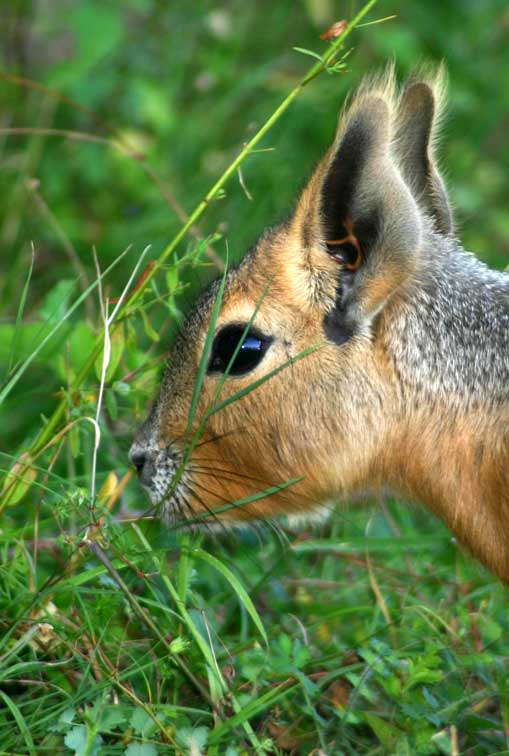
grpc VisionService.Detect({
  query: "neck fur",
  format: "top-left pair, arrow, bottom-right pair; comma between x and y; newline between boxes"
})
383,405 -> 509,581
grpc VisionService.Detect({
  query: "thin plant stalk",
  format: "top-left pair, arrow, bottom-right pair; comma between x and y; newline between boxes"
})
88,245 -> 151,507
26,0 -> 377,461
125,0 -> 378,308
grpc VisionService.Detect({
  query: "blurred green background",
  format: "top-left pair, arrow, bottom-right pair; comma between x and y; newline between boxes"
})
1,0 -> 508,448
1,5 -> 508,752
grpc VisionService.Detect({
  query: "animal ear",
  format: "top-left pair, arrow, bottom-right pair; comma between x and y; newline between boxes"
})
291,83 -> 422,339
394,72 -> 453,234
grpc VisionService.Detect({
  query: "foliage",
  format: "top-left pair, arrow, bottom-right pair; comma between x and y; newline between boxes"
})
1,1 -> 508,754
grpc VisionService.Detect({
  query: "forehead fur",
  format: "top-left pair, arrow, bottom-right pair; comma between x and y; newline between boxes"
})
160,227 -> 283,386
181,222 -> 337,339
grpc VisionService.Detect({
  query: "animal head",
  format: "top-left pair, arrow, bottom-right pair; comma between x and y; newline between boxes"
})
130,68 -> 452,529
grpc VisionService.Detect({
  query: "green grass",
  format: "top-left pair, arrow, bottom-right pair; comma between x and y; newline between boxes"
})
1,1 -> 509,754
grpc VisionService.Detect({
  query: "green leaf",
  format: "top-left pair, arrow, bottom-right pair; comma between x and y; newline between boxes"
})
70,422 -> 81,459
113,380 -> 130,396
293,46 -> 324,62
394,737 -> 413,756
130,708 -> 156,738
64,727 -> 87,756
292,536 -> 451,553
208,681 -> 298,743
132,525 -> 227,693
48,707 -> 76,734
64,725 -> 103,756
278,633 -> 292,657
480,617 -> 502,641
56,321 -> 97,382
1,453 -> 38,506
0,246 -> 130,406
140,309 -> 160,343
406,669 -> 443,689
176,725 -> 209,753
124,743 -> 158,756
98,704 -> 128,731
166,264 -> 179,293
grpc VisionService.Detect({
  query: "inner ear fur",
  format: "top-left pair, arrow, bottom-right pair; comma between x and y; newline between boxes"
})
394,69 -> 453,235
292,74 -> 422,329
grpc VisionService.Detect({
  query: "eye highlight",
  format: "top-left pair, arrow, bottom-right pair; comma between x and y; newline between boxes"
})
207,325 -> 272,376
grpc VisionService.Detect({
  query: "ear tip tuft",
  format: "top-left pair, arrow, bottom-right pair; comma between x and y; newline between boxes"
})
398,81 -> 435,123
359,94 -> 392,120
337,64 -> 397,126
404,62 -> 448,114
404,81 -> 434,98
336,86 -> 394,151
392,63 -> 452,235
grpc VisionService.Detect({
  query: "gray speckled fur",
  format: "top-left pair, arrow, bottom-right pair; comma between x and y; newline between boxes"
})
388,227 -> 509,408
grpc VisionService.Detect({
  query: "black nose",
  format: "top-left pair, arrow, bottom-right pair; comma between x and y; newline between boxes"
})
131,451 -> 146,475
129,448 -> 156,487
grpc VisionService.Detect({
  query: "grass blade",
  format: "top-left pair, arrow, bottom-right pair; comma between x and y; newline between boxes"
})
208,681 -> 299,743
132,524 -> 268,753
207,343 -> 322,419
0,245 -> 133,406
191,548 -> 268,646
291,536 -> 452,553
185,258 -> 228,441
132,524 -> 226,679
0,689 -> 36,755
6,244 -> 35,376
181,477 -> 303,526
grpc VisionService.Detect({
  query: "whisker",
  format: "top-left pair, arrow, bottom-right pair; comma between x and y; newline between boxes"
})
265,518 -> 292,548
190,473 -> 319,526
172,488 -> 209,532
190,463 -> 279,487
186,477 -> 238,508
191,464 -> 315,507
173,487 -> 192,521
170,426 -> 244,454
179,480 -> 229,534
187,477 -> 276,533
192,428 -> 244,449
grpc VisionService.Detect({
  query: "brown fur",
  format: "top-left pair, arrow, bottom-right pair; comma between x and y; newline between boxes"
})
382,405 -> 509,579
132,68 -> 509,582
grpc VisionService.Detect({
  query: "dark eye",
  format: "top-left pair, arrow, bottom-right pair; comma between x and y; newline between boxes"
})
326,240 -> 363,271
207,325 -> 272,376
